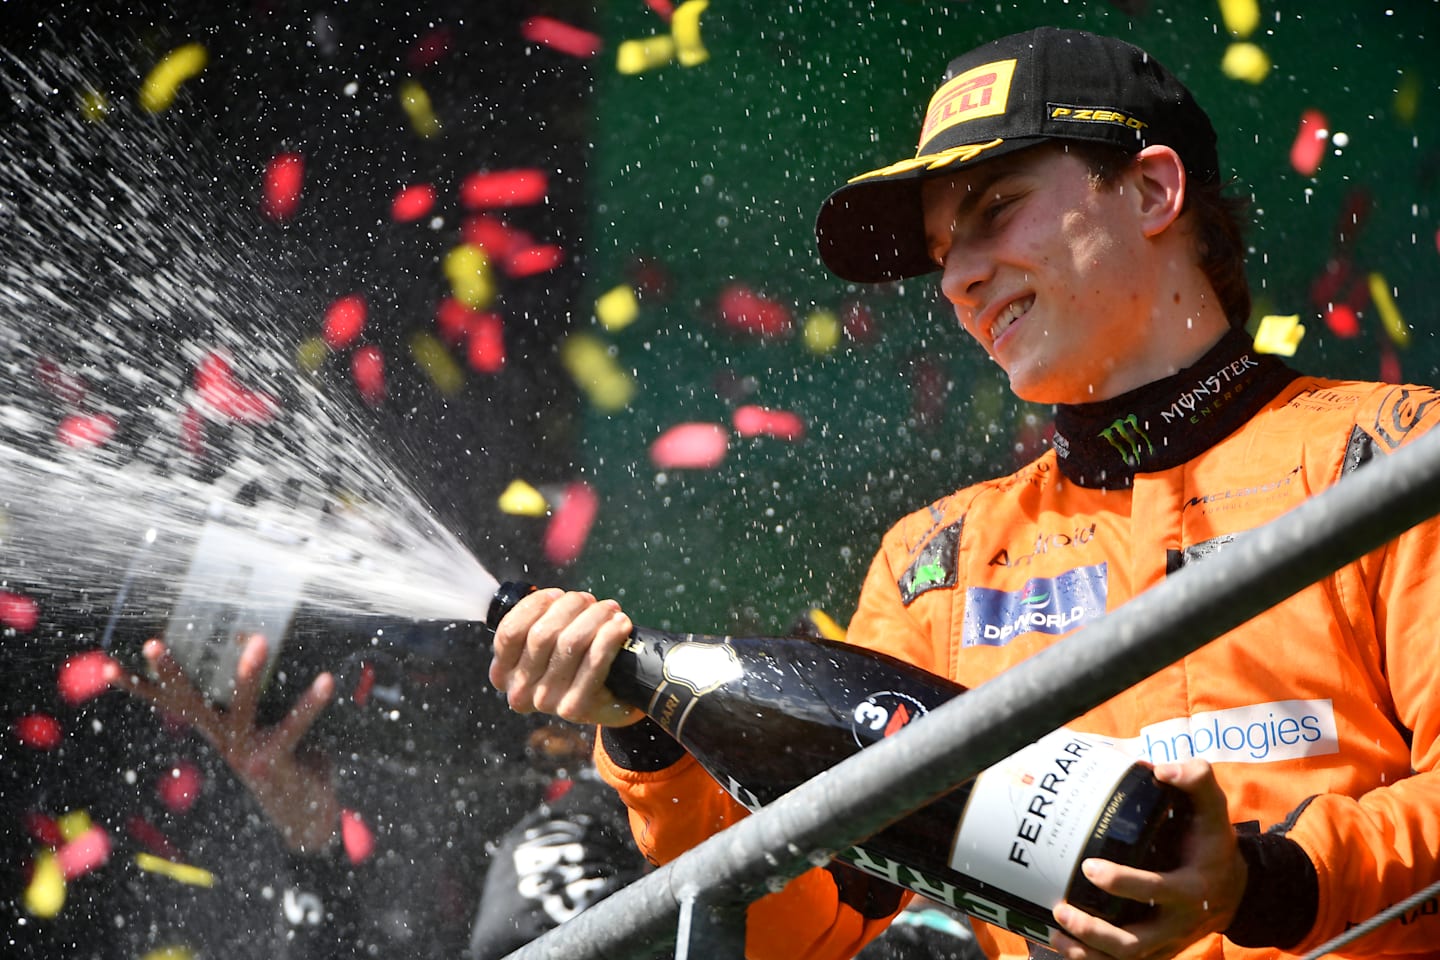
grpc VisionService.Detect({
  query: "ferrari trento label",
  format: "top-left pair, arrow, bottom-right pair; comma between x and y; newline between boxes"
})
650,640 -> 744,739
950,728 -> 1133,909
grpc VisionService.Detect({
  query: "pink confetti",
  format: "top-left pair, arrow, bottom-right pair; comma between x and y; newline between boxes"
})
1324,304 -> 1360,337
323,294 -> 367,349
57,825 -> 111,880
461,214 -> 526,259
733,405 -> 805,441
0,591 -> 40,631
544,482 -> 599,566
717,284 -> 792,338
262,152 -> 305,221
351,346 -> 386,406
646,0 -> 676,20
467,313 -> 505,373
459,169 -> 548,208
1290,109 -> 1328,177
505,244 -> 565,277
520,17 -> 602,58
156,761 -> 203,814
195,352 -> 279,424
36,358 -> 87,406
650,422 -> 729,469
391,184 -> 436,222
13,713 -> 62,751
341,809 -> 375,864
57,412 -> 116,449
57,650 -> 117,705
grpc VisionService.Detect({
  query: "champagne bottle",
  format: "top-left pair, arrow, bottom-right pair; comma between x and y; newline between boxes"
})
487,582 -> 1190,946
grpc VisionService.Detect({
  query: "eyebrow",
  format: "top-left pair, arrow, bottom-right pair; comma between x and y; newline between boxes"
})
924,165 -> 1018,253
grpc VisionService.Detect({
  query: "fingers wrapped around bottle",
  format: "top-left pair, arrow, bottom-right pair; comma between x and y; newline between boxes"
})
488,587 -> 643,727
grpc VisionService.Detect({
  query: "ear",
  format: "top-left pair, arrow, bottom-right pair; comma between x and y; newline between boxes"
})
1129,144 -> 1187,238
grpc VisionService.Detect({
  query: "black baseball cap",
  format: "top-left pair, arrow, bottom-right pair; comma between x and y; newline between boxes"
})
815,27 -> 1220,283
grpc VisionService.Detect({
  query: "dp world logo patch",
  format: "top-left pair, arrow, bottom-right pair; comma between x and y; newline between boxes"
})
963,562 -> 1108,647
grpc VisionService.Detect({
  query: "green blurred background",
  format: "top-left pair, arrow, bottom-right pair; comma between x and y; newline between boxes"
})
569,0 -> 1440,633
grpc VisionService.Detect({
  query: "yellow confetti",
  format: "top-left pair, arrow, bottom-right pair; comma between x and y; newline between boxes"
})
1369,273 -> 1410,348
443,244 -> 494,309
296,336 -> 328,373
1253,314 -> 1304,357
139,43 -> 208,114
806,608 -> 847,642
1218,0 -> 1261,38
58,810 -> 92,842
79,88 -> 110,122
803,309 -> 841,355
671,0 -> 711,68
23,850 -> 65,918
498,479 -> 550,517
409,331 -> 464,396
141,947 -> 197,960
1395,70 -> 1420,125
595,284 -> 640,331
399,79 -> 441,138
617,35 -> 676,75
1221,42 -> 1270,84
560,333 -> 635,412
135,852 -> 216,888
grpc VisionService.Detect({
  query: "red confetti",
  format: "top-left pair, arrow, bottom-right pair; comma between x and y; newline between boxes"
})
1379,340 -> 1402,384
262,152 -> 305,221
180,404 -> 205,457
520,16 -> 602,58
436,297 -> 489,345
544,778 -> 575,803
717,284 -> 792,338
156,761 -> 203,814
1289,109 -> 1328,177
733,405 -> 805,441
646,0 -> 676,20
843,300 -> 877,342
407,27 -> 453,70
351,346 -> 386,406
0,591 -> 40,631
340,809 -> 375,864
467,313 -> 506,373
126,815 -> 182,860
14,713 -> 62,751
57,825 -> 111,880
1323,304 -> 1360,338
391,183 -> 436,222
459,169 -> 548,208
352,661 -> 376,707
461,214 -> 529,259
650,422 -> 729,469
57,412 -> 116,449
505,244 -> 565,277
544,482 -> 599,566
195,352 -> 279,424
57,650 -> 117,705
323,294 -> 367,349
36,358 -> 87,406
24,812 -> 62,847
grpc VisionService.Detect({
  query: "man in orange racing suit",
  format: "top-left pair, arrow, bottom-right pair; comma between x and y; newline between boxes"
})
489,26 -> 1440,960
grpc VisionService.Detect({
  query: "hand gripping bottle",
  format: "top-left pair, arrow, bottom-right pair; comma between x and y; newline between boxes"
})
487,582 -> 1190,945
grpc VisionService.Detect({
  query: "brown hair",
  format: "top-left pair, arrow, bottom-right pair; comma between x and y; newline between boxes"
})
1066,141 -> 1253,328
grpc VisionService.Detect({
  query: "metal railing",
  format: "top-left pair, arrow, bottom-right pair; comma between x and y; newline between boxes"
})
502,425 -> 1440,960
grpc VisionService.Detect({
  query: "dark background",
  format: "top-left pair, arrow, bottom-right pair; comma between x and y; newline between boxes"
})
1,1 -> 1437,956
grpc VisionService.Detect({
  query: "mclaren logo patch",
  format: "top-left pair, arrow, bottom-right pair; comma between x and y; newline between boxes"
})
898,520 -> 963,605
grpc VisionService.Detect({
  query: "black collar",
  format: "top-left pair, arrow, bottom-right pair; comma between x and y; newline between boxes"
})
1051,329 -> 1298,489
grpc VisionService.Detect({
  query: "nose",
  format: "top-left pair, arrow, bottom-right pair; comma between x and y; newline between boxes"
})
937,240 -> 991,309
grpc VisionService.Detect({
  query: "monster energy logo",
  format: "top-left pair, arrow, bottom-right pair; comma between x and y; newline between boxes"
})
1099,414 -> 1153,466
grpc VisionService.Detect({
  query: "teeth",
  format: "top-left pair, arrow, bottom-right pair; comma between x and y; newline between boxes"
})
990,296 -> 1034,341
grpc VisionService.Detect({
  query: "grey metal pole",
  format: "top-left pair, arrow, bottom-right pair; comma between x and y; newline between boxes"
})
500,424 -> 1440,960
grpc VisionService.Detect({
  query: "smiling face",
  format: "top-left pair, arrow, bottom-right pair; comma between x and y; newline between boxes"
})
922,143 -> 1192,405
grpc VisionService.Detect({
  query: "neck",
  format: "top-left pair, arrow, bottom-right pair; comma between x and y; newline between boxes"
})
1051,329 -> 1298,489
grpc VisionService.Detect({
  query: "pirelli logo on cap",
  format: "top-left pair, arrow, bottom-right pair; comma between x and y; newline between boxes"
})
919,58 -> 1017,147
1049,103 -> 1148,131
